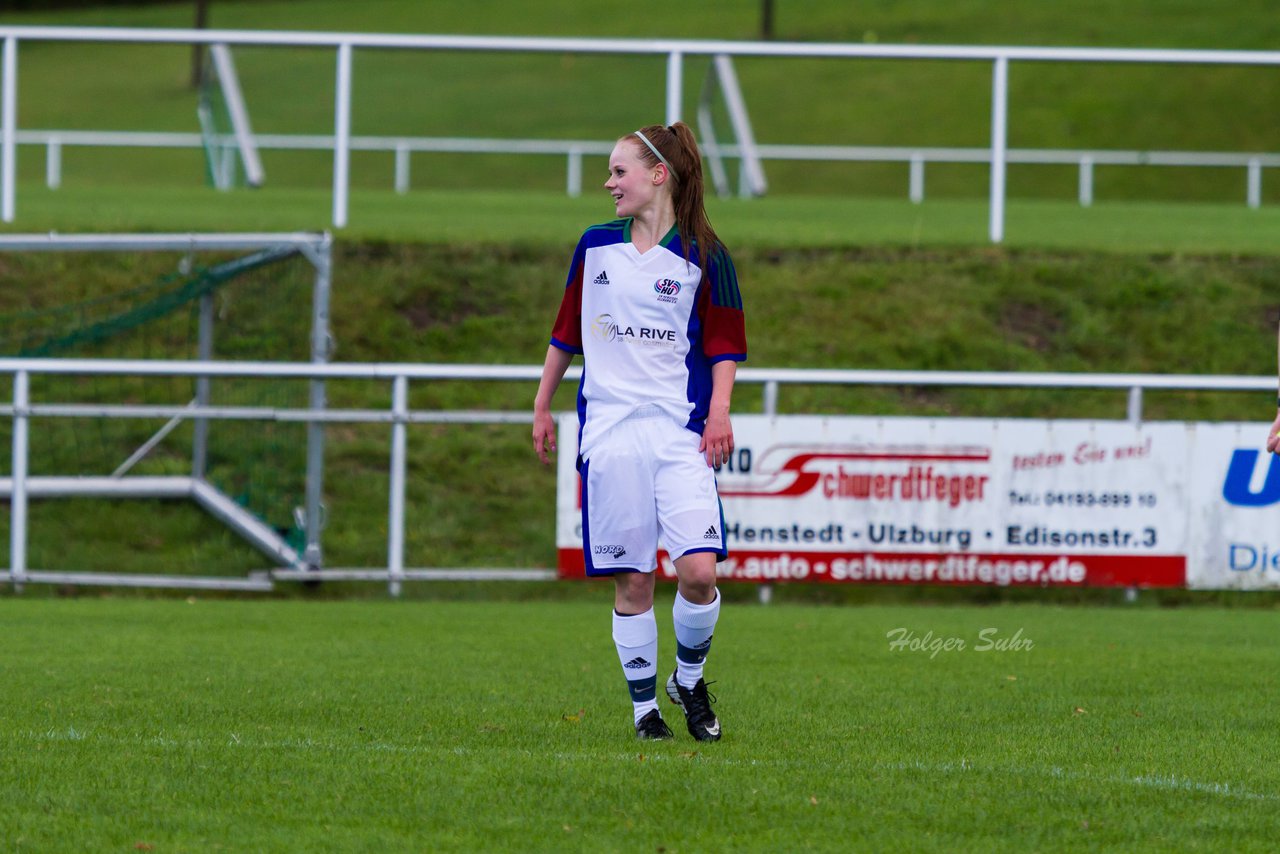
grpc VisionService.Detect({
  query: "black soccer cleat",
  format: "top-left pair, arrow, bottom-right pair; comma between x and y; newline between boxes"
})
635,708 -> 674,741
665,670 -> 722,742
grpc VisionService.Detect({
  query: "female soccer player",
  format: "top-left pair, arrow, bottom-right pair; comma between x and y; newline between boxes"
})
532,122 -> 747,741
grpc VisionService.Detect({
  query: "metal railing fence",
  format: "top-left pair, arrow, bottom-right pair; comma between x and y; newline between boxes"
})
1,356 -> 1274,596
17,128 -> 1279,209
1,26 -> 1278,237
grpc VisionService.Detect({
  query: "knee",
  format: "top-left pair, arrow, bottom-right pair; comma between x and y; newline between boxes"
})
680,579 -> 717,605
676,559 -> 718,605
614,573 -> 655,613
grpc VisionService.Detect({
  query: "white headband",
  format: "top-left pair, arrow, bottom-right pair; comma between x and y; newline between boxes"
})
633,130 -> 673,174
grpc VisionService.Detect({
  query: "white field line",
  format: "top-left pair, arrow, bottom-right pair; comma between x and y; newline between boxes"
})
18,727 -> 1278,804
876,758 -> 1277,803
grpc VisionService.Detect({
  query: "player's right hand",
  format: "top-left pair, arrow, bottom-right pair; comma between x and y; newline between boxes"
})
1268,412 -> 1280,454
533,411 -> 557,465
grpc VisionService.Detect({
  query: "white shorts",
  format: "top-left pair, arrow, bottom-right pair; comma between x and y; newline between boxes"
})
580,406 -> 727,576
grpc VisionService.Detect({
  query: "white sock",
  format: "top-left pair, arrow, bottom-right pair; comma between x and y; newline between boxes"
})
672,590 -> 720,689
612,607 -> 659,724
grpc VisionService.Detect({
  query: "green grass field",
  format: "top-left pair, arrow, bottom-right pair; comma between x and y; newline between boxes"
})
3,596 -> 1280,851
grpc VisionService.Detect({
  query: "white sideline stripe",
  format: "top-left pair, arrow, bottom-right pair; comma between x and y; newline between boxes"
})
875,758 -> 1278,802
19,729 -> 1276,803
272,568 -> 556,582
18,571 -> 273,591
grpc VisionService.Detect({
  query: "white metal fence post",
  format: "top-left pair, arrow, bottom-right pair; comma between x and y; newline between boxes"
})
763,380 -> 778,416
665,50 -> 683,125
304,234 -> 332,570
387,374 -> 408,597
1,36 -> 16,223
909,153 -> 925,203
10,369 -> 28,587
394,142 -> 409,194
1127,386 -> 1143,425
192,291 -> 214,478
1079,156 -> 1094,206
567,146 -> 582,197
46,136 -> 61,190
1247,158 -> 1261,209
332,42 -> 353,228
988,55 -> 1009,244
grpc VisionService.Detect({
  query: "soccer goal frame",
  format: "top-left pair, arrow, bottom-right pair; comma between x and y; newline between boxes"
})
197,44 -> 265,190
0,232 -> 331,590
696,54 -> 767,199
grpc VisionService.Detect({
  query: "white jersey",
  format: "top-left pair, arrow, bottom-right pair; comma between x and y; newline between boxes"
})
550,219 -> 747,461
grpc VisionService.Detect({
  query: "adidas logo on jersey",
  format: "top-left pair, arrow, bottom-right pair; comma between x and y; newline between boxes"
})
593,270 -> 611,285
623,656 -> 651,670
703,525 -> 719,540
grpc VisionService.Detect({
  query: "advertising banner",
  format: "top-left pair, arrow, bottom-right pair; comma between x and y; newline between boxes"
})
1185,422 -> 1280,589
555,414 -> 1279,590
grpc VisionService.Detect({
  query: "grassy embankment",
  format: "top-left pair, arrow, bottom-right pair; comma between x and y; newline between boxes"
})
0,241 -> 1276,578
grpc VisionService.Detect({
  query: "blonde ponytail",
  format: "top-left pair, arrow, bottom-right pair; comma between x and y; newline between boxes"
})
627,121 -> 723,267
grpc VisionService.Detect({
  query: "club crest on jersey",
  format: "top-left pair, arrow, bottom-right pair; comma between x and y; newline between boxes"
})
653,278 -> 681,304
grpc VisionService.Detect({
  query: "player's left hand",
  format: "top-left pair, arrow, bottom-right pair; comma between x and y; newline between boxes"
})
1267,411 -> 1280,454
700,410 -> 734,468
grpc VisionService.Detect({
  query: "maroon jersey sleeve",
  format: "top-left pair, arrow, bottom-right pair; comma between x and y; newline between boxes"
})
550,237 -> 586,354
699,246 -> 747,363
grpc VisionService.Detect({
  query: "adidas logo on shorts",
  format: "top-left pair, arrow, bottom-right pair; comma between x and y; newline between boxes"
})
623,656 -> 651,670
703,525 -> 719,540
593,270 -> 611,285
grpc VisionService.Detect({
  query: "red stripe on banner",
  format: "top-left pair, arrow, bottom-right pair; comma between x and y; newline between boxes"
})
557,549 -> 1185,587
560,549 -> 585,577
